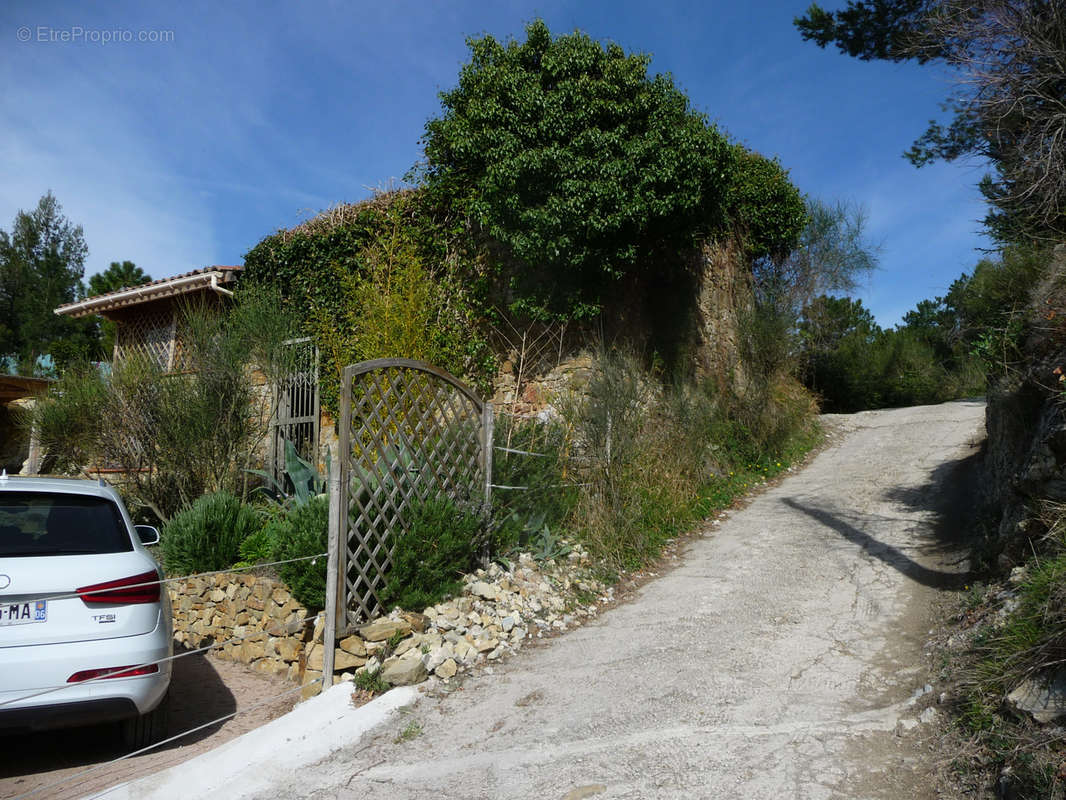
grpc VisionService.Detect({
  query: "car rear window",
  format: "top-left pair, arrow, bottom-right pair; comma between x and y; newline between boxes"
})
0,492 -> 133,557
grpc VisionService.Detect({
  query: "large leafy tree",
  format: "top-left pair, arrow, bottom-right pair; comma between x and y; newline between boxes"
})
0,192 -> 99,372
87,260 -> 151,357
796,0 -> 1066,241
419,19 -> 735,319
797,295 -> 884,410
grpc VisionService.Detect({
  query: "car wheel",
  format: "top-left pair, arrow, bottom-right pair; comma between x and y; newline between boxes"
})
120,691 -> 169,751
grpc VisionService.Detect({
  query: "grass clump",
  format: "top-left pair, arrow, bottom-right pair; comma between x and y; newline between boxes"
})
354,668 -> 389,695
381,497 -> 482,611
161,491 -> 260,575
561,352 -> 818,574
945,503 -> 1066,798
490,415 -> 579,559
394,720 -> 423,743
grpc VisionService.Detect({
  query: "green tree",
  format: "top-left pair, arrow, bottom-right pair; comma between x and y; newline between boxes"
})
795,0 -> 937,62
88,260 -> 149,296
87,260 -> 151,357
756,198 -> 879,318
726,146 -> 809,264
800,295 -> 880,354
795,1 -> 1066,241
419,18 -> 735,319
0,192 -> 98,372
798,295 -> 886,410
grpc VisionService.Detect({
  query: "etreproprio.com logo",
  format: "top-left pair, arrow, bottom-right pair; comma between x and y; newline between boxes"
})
16,25 -> 175,44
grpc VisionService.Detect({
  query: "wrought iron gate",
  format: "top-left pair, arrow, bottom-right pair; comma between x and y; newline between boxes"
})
334,358 -> 493,627
268,337 -> 320,484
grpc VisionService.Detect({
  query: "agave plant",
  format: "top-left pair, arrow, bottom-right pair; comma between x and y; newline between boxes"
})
247,439 -> 327,512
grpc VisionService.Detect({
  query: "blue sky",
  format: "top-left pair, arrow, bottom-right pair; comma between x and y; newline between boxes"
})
1,0 -> 992,327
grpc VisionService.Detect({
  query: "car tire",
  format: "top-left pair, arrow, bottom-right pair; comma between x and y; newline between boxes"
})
120,691 -> 169,751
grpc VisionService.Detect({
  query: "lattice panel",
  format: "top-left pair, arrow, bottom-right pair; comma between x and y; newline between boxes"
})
338,359 -> 490,625
114,310 -> 174,371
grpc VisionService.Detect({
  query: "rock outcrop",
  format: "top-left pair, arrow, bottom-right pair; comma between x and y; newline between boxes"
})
981,244 -> 1066,562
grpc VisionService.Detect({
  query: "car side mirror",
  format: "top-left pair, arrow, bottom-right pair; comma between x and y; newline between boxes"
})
135,525 -> 160,546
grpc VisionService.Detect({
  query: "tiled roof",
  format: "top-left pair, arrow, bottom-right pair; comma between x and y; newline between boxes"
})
0,374 -> 50,403
55,266 -> 242,318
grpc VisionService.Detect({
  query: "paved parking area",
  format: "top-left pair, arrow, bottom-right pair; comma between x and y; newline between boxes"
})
0,649 -> 297,800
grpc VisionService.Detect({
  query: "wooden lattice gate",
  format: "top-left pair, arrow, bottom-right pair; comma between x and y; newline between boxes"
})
334,358 -> 493,627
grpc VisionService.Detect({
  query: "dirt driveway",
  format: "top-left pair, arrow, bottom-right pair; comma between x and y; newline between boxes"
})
0,650 -> 297,800
252,401 -> 985,800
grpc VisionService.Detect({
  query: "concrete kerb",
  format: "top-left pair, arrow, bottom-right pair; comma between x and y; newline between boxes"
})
86,683 -> 419,800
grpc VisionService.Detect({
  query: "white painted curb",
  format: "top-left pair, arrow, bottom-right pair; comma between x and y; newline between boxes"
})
87,683 -> 419,800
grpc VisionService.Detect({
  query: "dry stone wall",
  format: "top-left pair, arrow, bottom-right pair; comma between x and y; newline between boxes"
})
169,574 -> 315,681
169,542 -> 614,701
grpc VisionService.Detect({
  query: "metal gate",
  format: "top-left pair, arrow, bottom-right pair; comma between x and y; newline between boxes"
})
268,337 -> 320,483
334,358 -> 493,627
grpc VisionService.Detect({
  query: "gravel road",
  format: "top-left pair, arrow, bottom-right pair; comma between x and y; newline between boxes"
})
268,400 -> 987,800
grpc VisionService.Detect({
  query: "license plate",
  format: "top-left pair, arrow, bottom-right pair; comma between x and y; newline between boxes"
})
0,600 -> 47,626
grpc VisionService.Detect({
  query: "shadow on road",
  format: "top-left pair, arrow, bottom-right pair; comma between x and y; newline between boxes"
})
882,446 -> 987,549
782,498 -> 970,590
0,647 -> 236,784
781,445 -> 985,591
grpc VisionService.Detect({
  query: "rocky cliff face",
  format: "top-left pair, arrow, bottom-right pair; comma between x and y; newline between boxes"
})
982,244 -> 1066,563
490,239 -> 755,416
692,238 -> 753,395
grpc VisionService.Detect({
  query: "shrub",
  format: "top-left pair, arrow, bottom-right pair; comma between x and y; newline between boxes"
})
243,191 -> 496,415
31,288 -> 301,522
726,146 -> 808,263
270,495 -> 330,610
564,351 -> 818,573
419,19 -> 735,320
490,414 -> 579,555
381,498 -> 482,612
161,491 -> 260,575
235,524 -> 275,568
30,365 -> 108,474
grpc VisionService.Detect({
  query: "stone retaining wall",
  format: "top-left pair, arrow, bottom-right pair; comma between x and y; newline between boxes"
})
168,573 -> 316,682
168,543 -> 613,700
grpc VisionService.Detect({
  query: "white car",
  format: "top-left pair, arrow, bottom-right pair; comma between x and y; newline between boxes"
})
0,474 -> 172,749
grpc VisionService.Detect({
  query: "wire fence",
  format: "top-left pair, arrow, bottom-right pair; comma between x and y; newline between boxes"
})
12,679 -> 321,800
3,409 -> 574,795
490,482 -> 592,490
490,442 -> 592,494
1,551 -> 328,609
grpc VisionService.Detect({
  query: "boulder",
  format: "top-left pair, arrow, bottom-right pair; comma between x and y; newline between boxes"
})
1007,669 -> 1066,723
358,618 -> 412,642
381,652 -> 428,686
277,637 -> 302,662
306,643 -> 367,672
339,635 -> 367,657
401,611 -> 429,633
435,658 -> 457,679
470,581 -> 499,601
